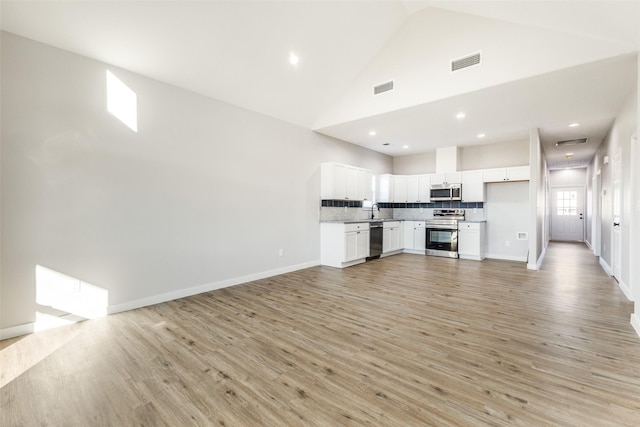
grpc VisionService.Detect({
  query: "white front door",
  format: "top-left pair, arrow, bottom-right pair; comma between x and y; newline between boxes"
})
551,187 -> 585,241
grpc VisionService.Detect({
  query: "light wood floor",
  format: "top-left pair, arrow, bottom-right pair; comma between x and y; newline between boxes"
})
2,242 -> 640,426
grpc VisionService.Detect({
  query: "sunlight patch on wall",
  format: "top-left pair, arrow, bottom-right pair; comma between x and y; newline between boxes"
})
35,265 -> 109,329
106,70 -> 138,132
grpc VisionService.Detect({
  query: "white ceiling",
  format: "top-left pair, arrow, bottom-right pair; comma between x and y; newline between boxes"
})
1,1 -> 639,169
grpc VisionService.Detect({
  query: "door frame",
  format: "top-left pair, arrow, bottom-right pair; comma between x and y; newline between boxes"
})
550,185 -> 586,242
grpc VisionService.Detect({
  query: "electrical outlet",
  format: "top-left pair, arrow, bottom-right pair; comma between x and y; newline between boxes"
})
505,241 -> 511,247
71,281 -> 81,293
419,207 -> 424,213
278,248 -> 284,257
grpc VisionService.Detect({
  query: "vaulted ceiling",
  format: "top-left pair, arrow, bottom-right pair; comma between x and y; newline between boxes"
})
2,1 -> 639,169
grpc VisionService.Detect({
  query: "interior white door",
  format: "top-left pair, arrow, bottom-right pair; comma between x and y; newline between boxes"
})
551,187 -> 585,241
612,148 -> 622,281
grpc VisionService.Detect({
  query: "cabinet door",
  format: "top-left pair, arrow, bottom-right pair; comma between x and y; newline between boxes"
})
383,228 -> 391,253
483,168 -> 507,183
430,173 -> 445,186
458,228 -> 479,256
376,174 -> 394,203
330,164 -> 348,199
344,232 -> 358,261
406,176 -> 419,202
344,166 -> 358,200
358,169 -> 373,201
393,175 -> 408,202
356,230 -> 370,259
414,226 -> 426,250
390,227 -> 401,251
403,221 -> 415,249
507,166 -> 530,181
462,171 -> 485,202
445,172 -> 462,183
418,175 -> 430,202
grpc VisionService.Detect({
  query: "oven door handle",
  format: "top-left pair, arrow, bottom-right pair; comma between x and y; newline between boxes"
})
426,224 -> 458,230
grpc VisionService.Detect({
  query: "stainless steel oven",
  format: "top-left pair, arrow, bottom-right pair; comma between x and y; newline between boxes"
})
426,209 -> 464,258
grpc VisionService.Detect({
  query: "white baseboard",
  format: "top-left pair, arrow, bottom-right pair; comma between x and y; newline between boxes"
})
527,247 -> 546,270
486,253 -> 527,262
0,260 -> 320,340
631,313 -> 640,338
617,279 -> 634,301
599,257 -> 612,276
107,260 -> 320,315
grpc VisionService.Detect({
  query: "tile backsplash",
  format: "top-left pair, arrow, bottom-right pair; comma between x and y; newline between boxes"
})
320,200 -> 484,222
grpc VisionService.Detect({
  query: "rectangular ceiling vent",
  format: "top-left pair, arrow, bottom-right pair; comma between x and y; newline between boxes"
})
556,138 -> 588,147
451,52 -> 481,72
373,80 -> 394,95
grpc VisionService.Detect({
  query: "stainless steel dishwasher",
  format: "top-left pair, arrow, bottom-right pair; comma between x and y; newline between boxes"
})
368,221 -> 383,260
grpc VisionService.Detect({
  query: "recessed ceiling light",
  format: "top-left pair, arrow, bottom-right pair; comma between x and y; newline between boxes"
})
289,52 -> 299,66
402,145 -> 409,149
569,123 -> 580,127
477,133 -> 485,138
369,130 -> 377,136
456,112 -> 466,119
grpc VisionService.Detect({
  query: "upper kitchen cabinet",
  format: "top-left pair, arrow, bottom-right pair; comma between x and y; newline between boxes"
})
376,174 -> 394,203
407,174 -> 430,203
461,170 -> 485,202
390,174 -> 429,203
321,162 -> 372,201
483,166 -> 530,183
430,172 -> 462,186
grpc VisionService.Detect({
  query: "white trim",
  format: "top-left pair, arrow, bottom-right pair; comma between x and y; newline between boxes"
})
0,323 -> 34,340
600,257 -> 613,276
486,254 -> 527,262
0,260 -> 320,340
618,279 -> 633,302
108,260 -> 320,315
631,313 -> 640,338
527,246 -> 546,270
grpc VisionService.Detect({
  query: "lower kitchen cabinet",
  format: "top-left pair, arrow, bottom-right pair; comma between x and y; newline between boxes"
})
382,221 -> 403,255
458,221 -> 486,260
403,221 -> 426,254
321,222 -> 370,268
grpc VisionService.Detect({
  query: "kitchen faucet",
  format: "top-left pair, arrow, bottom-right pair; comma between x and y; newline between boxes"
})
370,203 -> 380,219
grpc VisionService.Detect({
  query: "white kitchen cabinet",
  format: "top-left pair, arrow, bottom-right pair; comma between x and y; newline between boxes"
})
406,174 -> 430,202
376,174 -> 394,203
321,162 -> 372,200
357,169 -> 373,201
393,175 -> 408,202
483,166 -> 530,183
321,222 -> 370,268
458,221 -> 486,260
403,221 -> 426,254
430,172 -> 462,186
382,221 -> 403,254
461,170 -> 485,202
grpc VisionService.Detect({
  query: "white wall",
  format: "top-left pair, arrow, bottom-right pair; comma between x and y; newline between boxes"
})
485,181 -> 530,261
593,85 -> 637,297
549,168 -> 587,187
392,152 -> 436,175
392,139 -> 529,175
461,140 -> 529,171
0,33 -> 393,334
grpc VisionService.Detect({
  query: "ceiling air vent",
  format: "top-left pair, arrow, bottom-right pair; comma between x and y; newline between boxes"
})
556,138 -> 588,147
451,52 -> 481,72
373,80 -> 394,95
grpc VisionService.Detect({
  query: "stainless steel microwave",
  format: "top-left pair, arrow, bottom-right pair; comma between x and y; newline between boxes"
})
429,183 -> 462,201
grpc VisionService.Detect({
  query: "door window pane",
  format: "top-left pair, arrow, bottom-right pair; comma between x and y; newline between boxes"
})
557,191 -> 577,216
